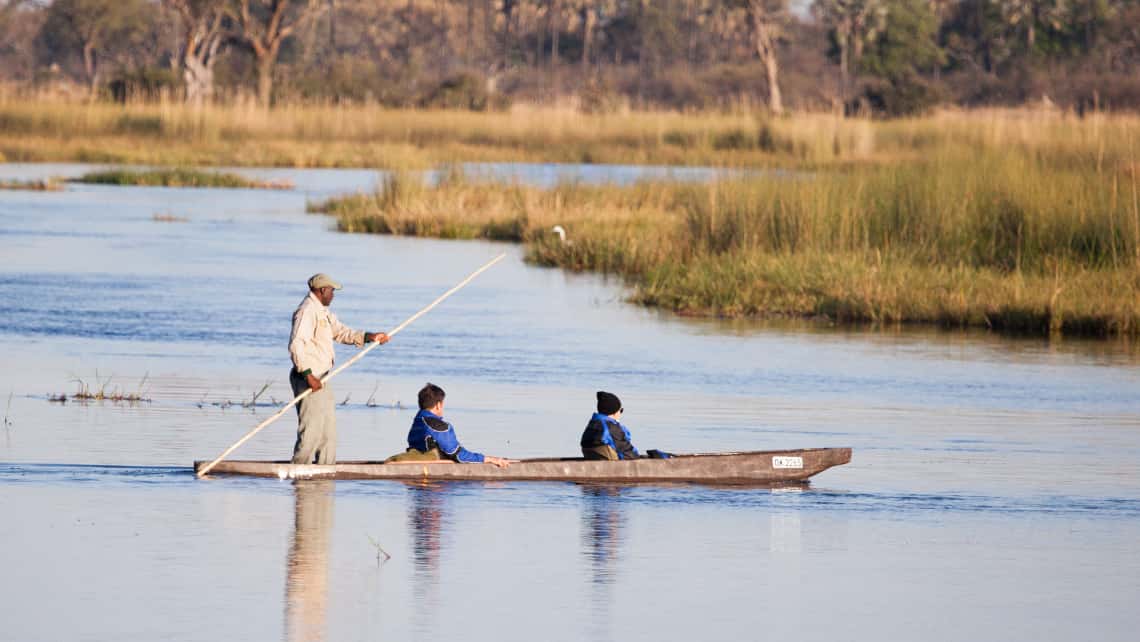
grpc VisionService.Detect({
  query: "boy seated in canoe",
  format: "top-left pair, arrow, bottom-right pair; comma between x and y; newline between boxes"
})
580,391 -> 641,461
386,383 -> 511,467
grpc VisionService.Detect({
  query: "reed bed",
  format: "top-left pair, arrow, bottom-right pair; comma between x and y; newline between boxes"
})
0,99 -> 775,167
3,97 -> 1137,169
312,148 -> 1140,336
74,168 -> 292,189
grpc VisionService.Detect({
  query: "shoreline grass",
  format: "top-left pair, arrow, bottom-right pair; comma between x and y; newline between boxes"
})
310,150 -> 1140,338
73,168 -> 292,189
0,177 -> 63,191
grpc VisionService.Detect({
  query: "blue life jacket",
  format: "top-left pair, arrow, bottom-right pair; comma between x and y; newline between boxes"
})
407,409 -> 485,463
582,412 -> 639,460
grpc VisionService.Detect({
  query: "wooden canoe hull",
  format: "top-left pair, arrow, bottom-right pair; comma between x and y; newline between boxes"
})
193,447 -> 851,484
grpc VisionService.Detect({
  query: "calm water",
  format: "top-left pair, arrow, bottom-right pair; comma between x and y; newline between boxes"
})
1,163 -> 1138,642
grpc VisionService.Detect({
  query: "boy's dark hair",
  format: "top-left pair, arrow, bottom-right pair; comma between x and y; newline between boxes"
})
418,383 -> 446,410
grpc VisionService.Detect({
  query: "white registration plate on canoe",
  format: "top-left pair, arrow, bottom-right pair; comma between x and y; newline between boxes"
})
772,456 -> 803,469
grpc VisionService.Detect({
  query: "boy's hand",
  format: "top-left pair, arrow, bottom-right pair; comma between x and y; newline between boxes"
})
484,456 -> 512,468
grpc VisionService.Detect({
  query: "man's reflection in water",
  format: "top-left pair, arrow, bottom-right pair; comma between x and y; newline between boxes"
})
285,480 -> 334,642
580,484 -> 625,638
405,481 -> 448,606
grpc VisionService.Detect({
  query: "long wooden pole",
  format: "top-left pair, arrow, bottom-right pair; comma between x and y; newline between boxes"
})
196,253 -> 507,478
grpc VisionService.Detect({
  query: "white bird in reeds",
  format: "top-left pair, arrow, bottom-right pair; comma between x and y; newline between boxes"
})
551,225 -> 567,244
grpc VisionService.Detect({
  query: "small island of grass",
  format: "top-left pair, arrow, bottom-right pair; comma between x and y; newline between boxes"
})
0,178 -> 64,191
72,168 -> 293,190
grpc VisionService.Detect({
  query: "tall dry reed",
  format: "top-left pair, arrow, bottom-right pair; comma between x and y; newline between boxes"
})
3,97 -> 1138,169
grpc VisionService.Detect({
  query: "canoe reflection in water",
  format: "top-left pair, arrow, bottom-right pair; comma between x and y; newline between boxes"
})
580,484 -> 626,639
581,484 -> 625,584
406,480 -> 449,605
285,481 -> 334,642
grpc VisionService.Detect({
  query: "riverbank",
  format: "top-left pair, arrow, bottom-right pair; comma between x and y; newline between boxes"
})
310,149 -> 1140,337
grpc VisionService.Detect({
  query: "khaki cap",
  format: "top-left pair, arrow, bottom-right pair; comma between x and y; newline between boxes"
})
308,273 -> 342,290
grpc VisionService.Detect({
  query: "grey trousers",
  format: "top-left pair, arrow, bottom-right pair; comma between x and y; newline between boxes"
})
290,370 -> 337,464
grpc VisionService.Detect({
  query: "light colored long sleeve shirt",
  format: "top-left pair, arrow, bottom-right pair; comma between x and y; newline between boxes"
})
289,292 -> 365,376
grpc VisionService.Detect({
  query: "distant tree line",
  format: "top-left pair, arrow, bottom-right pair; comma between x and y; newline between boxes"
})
1,0 -> 1138,115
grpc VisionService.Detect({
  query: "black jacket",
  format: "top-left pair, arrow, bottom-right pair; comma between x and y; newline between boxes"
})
580,413 -> 639,460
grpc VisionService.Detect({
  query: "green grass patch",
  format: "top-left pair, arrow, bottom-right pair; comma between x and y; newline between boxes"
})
72,168 -> 292,189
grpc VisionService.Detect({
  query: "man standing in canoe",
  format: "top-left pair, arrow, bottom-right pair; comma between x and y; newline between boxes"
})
289,273 -> 389,464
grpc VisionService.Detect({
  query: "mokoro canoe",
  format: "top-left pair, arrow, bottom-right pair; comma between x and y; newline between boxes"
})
193,447 -> 851,484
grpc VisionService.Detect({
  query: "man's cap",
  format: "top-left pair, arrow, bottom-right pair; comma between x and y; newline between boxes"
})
596,391 -> 622,415
308,273 -> 342,290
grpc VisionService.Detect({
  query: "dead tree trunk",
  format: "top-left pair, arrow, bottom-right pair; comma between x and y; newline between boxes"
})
550,0 -> 560,68
465,0 -> 474,65
82,40 -> 99,94
184,55 -> 215,103
579,1 -> 595,72
747,0 -> 784,115
501,0 -> 517,69
167,0 -> 226,104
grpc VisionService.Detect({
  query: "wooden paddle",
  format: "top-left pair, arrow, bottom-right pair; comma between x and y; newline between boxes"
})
196,253 -> 507,478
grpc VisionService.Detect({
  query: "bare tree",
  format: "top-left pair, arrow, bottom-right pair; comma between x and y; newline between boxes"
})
575,0 -> 596,72
501,0 -> 518,68
165,0 -> 227,103
227,0 -> 327,105
0,1 -> 44,83
1,1 -> 28,43
745,0 -> 786,115
465,0 -> 474,64
549,0 -> 561,68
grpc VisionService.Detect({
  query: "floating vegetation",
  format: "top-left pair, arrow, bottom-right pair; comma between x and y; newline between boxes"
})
0,178 -> 63,191
152,212 -> 189,223
242,382 -> 271,409
193,383 -> 280,411
73,168 -> 293,190
51,372 -> 152,404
